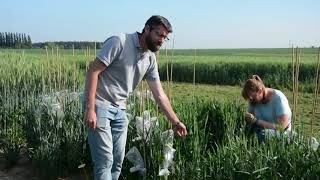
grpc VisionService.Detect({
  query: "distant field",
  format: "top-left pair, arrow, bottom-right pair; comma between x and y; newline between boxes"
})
1,47 -> 319,64
157,48 -> 319,64
160,48 -> 318,56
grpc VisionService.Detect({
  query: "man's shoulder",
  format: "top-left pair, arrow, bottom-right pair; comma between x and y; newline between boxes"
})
112,32 -> 136,41
105,33 -> 126,43
101,33 -> 136,49
110,32 -> 138,48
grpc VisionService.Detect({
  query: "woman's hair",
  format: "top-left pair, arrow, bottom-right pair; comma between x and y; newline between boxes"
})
242,75 -> 265,100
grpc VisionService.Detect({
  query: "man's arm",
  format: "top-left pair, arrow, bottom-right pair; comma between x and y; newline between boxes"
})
147,79 -> 187,136
84,58 -> 107,130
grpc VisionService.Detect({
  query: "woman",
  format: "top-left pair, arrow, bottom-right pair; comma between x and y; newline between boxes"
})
242,75 -> 292,142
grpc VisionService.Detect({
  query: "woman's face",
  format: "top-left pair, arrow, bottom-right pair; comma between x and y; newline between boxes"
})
247,89 -> 264,104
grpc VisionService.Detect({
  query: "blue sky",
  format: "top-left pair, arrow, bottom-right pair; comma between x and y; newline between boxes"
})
1,0 -> 319,49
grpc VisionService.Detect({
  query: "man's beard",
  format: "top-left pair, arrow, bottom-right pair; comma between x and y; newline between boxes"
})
146,35 -> 160,52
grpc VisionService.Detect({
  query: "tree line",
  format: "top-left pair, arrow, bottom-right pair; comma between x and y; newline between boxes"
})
0,32 -> 103,49
0,32 -> 32,48
32,41 -> 103,49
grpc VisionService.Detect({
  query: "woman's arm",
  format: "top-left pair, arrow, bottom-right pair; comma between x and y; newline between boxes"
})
256,114 -> 289,130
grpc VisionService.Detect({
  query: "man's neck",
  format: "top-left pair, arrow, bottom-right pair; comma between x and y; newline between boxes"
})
138,33 -> 148,52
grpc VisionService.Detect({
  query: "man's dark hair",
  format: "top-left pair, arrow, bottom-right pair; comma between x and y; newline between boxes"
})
143,15 -> 172,33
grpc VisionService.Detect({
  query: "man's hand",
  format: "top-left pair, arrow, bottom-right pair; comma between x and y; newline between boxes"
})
244,112 -> 257,124
85,109 -> 97,130
174,121 -> 188,137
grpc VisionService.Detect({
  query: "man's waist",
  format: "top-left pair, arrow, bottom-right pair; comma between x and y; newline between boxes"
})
95,99 -> 126,110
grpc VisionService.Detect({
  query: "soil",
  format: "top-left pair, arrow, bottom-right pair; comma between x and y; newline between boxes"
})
0,147 -> 39,180
0,147 -> 88,180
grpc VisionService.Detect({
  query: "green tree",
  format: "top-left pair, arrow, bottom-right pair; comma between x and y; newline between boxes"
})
44,42 -> 56,49
27,35 -> 32,48
0,33 -> 4,47
5,32 -> 10,47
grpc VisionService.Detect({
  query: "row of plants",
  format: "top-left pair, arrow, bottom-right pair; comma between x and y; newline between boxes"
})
157,62 -> 319,93
2,48 -> 319,93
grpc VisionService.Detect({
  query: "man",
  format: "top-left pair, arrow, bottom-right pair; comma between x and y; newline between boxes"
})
84,15 -> 188,180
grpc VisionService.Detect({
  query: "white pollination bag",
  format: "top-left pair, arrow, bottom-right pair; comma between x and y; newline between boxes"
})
125,146 -> 146,174
159,129 -> 176,176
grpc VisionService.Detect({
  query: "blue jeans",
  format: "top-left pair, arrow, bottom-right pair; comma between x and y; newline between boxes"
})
88,105 -> 128,180
256,127 -> 290,143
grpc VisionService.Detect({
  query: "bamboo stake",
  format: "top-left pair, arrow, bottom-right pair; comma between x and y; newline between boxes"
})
57,46 -> 61,91
311,47 -> 320,136
193,48 -> 197,99
140,80 -> 144,115
292,46 -> 300,129
85,47 -> 89,72
43,46 -> 48,93
63,53 -> 66,90
293,47 -> 296,124
296,49 -> 301,125
292,45 -> 295,112
156,50 -> 160,117
94,42 -> 97,56
165,47 -> 170,99
73,47 -> 77,92
88,45 -> 91,59
170,38 -> 175,102
51,47 -> 54,92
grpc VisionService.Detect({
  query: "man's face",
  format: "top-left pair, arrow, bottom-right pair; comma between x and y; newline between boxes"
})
145,25 -> 169,52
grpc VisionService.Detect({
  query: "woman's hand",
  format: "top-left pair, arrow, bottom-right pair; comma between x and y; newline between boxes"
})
244,112 -> 257,124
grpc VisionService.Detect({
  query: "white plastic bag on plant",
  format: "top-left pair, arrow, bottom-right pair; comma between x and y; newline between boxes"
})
126,102 -> 134,111
125,146 -> 146,174
133,110 -> 158,141
159,144 -> 176,176
159,129 -> 175,176
161,129 -> 174,146
309,137 -> 319,151
126,113 -> 133,122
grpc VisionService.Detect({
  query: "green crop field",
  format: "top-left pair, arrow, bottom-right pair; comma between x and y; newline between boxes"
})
0,48 -> 319,179
158,48 -> 318,64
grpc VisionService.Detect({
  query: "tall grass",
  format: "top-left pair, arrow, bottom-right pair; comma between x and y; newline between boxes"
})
0,48 -> 89,178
